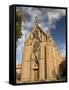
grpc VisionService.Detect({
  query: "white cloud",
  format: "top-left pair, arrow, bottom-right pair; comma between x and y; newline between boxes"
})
16,7 -> 66,34
43,27 -> 51,36
47,9 -> 66,29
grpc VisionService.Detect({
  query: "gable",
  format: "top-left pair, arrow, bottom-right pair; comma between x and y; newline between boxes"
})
24,24 -> 48,45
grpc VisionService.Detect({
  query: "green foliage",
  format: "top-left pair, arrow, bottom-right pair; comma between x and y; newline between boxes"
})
16,11 -> 22,43
57,60 -> 67,81
59,60 -> 67,80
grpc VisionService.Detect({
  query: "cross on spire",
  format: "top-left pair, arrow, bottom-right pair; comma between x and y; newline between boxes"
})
35,16 -> 39,24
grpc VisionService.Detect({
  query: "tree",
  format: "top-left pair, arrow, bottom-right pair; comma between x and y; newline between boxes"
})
58,60 -> 67,80
16,11 -> 22,44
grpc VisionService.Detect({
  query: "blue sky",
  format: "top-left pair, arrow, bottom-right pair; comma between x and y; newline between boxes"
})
51,16 -> 66,56
16,6 -> 66,64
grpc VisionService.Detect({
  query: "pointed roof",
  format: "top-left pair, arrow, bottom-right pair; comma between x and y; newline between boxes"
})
25,23 -> 49,42
34,23 -> 48,37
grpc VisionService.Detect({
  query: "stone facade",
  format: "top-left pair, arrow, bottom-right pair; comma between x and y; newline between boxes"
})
21,24 -> 63,83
